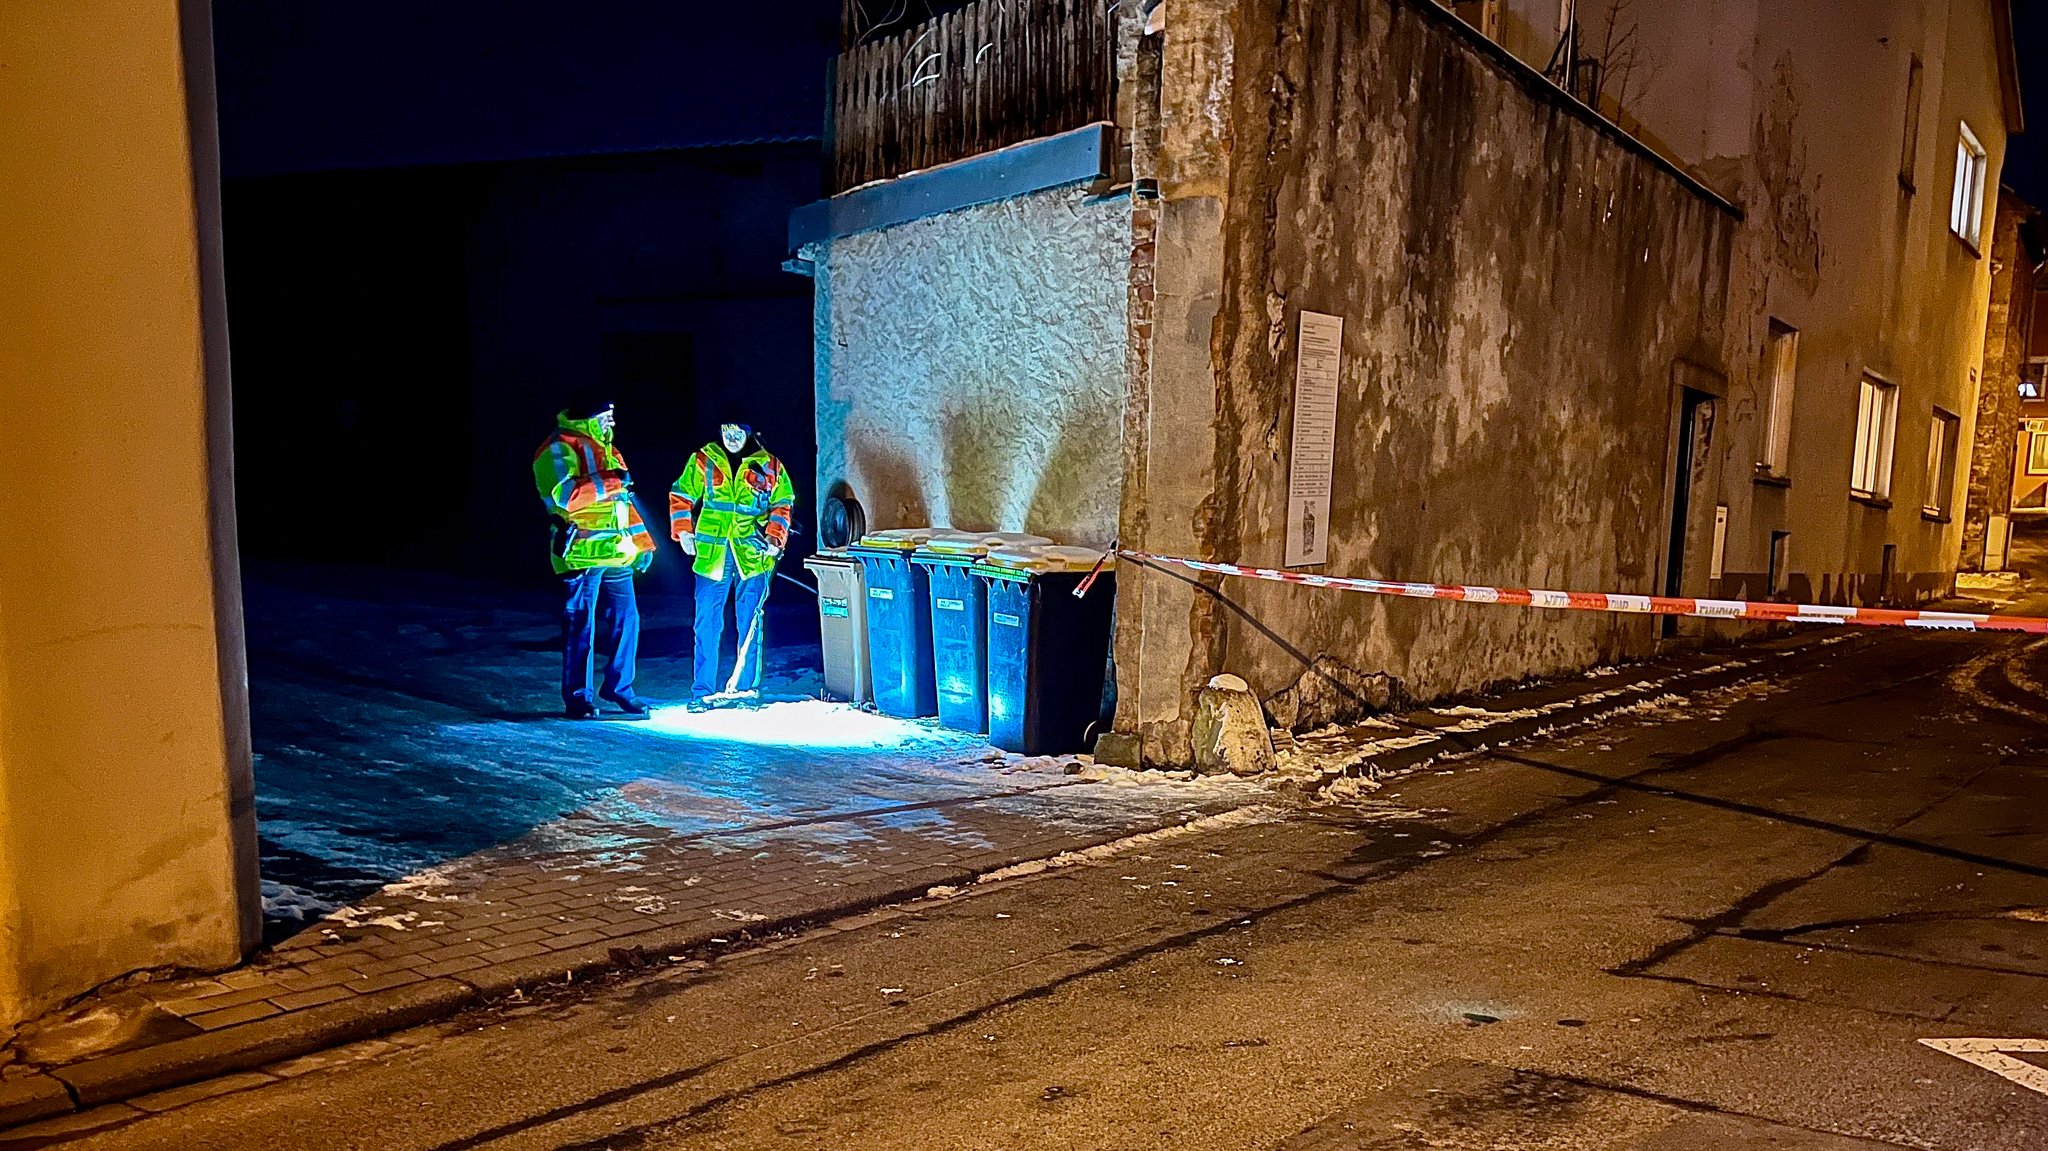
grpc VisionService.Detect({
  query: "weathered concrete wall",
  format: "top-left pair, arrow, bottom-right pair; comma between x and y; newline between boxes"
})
1114,0 -> 1736,764
1960,190 -> 2034,570
0,0 -> 260,1029
813,185 -> 1131,546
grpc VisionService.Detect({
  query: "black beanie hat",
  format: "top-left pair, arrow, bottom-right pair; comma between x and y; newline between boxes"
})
564,386 -> 613,421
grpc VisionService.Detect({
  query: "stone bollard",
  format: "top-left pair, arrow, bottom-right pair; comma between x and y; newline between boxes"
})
1191,674 -> 1278,776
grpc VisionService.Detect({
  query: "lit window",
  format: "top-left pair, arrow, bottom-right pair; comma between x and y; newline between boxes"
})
1760,322 -> 1798,474
1923,408 -> 1960,518
1851,375 -> 1898,500
2028,430 -> 2048,475
1952,121 -> 1987,248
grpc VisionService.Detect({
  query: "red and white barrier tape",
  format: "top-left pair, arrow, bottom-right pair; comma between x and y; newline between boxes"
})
1119,550 -> 2048,634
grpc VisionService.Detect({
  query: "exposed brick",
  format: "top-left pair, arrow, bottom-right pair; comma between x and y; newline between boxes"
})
272,966 -> 365,994
267,984 -> 356,1012
343,970 -> 426,995
419,940 -> 491,965
491,928 -> 555,949
156,984 -> 279,1018
146,979 -> 228,1004
487,911 -> 561,933
214,968 -> 278,992
295,952 -> 370,975
415,955 -> 489,978
353,954 -> 433,979
188,1000 -> 282,1030
542,930 -> 610,951
482,942 -> 552,965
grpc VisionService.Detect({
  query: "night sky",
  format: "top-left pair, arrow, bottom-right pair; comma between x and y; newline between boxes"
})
2001,4 -> 2048,207
211,0 -> 841,178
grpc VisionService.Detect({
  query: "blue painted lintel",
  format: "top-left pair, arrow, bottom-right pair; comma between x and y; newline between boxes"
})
788,122 -> 1115,259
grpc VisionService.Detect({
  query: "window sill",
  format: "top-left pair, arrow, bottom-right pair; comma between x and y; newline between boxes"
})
1850,492 -> 1893,510
1953,231 -> 1983,258
1752,468 -> 1791,489
1922,509 -> 1951,524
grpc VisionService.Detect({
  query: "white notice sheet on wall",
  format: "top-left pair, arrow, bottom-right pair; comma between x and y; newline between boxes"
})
1285,310 -> 1344,567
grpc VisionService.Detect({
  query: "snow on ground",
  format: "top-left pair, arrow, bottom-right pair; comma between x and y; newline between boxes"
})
246,567 -> 978,917
243,566 -> 1262,926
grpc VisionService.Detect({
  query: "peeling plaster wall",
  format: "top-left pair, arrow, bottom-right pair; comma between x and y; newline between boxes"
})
1118,0 -> 1736,763
814,185 -> 1131,546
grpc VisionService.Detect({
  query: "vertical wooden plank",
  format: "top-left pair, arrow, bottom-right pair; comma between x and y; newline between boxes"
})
977,0 -> 992,157
995,0 -> 1010,151
875,37 -> 889,187
838,44 -> 855,191
941,10 -> 956,164
907,22 -> 922,172
967,0 -> 981,159
859,42 -> 873,187
889,29 -> 904,178
873,38 -> 886,182
910,22 -> 926,171
827,49 -> 840,192
1026,0 -> 1039,145
1061,0 -> 1073,131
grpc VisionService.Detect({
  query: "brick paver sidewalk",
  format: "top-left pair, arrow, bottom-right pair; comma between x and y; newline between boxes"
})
0,758 -> 1266,1125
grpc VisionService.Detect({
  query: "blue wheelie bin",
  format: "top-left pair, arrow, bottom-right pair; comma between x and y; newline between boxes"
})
849,529 -> 936,718
974,545 -> 1117,755
914,531 -> 1050,734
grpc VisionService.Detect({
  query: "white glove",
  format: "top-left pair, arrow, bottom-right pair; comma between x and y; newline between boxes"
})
679,536 -> 697,557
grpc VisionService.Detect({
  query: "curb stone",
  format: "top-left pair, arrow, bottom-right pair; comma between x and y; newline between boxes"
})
53,979 -> 476,1107
0,1073 -> 71,1129
1276,631 -> 1856,796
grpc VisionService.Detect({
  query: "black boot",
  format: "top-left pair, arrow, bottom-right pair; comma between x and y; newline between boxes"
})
602,691 -> 652,719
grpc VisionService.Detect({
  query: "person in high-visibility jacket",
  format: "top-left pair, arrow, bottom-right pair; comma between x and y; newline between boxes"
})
534,393 -> 655,720
670,422 -> 795,704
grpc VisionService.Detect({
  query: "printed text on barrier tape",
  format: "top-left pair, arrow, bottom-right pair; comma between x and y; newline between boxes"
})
1118,551 -> 2048,635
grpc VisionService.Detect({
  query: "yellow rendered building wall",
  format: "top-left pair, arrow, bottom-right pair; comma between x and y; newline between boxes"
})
0,0 -> 258,1028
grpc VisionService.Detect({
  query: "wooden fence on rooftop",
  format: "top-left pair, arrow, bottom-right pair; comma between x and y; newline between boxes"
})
830,0 -> 1117,194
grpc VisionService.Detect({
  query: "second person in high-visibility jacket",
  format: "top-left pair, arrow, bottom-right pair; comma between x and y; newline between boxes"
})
533,392 -> 655,720
670,422 -> 795,704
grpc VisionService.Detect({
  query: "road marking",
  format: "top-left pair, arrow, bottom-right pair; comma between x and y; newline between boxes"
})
1920,1038 -> 2048,1096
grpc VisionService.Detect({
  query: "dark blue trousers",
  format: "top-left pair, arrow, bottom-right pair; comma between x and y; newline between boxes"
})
562,566 -> 639,707
692,568 -> 771,698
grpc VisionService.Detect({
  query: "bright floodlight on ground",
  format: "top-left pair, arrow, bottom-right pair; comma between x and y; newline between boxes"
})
637,698 -> 944,751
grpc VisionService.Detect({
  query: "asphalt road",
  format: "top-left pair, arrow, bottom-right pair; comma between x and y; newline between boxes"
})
19,628 -> 2048,1150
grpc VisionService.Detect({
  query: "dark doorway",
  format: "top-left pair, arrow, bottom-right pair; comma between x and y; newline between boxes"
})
602,331 -> 698,596
1664,390 -> 1712,638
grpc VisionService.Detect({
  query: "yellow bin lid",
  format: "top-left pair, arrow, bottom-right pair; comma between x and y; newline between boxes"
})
982,544 -> 1114,573
855,528 -> 934,551
920,529 -> 1053,557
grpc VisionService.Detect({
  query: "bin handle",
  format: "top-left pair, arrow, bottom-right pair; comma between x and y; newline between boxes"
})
1074,541 -> 1114,599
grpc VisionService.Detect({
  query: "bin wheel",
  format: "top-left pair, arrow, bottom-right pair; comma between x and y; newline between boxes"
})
822,487 -> 866,549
